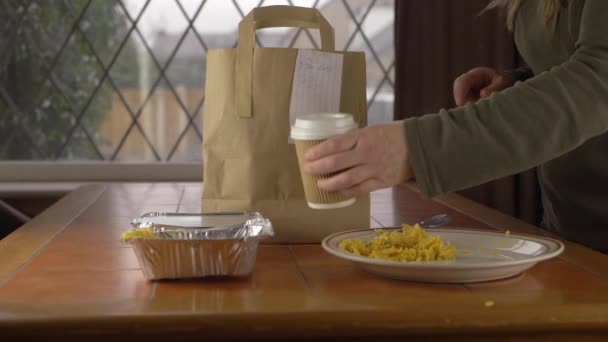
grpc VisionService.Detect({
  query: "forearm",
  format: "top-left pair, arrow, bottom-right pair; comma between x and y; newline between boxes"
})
406,55 -> 608,197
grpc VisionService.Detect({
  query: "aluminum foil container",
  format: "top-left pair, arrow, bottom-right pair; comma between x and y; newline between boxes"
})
124,212 -> 274,280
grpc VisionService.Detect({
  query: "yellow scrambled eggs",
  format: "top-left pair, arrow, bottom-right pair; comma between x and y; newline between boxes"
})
120,228 -> 156,241
339,224 -> 456,262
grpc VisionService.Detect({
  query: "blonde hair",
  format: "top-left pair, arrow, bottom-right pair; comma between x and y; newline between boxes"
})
485,0 -> 566,32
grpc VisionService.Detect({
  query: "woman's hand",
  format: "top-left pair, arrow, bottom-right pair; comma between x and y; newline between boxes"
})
453,67 -> 514,106
303,121 -> 414,197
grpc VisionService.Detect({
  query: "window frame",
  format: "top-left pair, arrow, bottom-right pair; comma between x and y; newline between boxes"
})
1,1 -> 395,189
0,161 -> 202,182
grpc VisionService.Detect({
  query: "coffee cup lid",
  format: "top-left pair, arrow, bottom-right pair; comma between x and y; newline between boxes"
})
290,113 -> 357,140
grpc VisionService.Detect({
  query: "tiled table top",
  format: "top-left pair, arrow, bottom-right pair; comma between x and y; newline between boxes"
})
0,182 -> 606,341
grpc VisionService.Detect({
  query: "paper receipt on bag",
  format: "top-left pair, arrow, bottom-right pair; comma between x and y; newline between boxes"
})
288,49 -> 344,143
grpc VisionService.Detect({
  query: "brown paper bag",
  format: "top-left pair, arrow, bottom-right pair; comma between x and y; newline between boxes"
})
201,5 -> 370,243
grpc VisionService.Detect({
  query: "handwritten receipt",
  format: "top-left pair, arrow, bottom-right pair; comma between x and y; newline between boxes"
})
289,49 -> 344,143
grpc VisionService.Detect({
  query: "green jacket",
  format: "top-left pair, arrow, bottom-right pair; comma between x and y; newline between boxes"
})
405,0 -> 608,252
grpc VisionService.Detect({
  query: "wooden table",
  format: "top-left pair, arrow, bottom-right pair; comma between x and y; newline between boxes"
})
0,183 -> 607,341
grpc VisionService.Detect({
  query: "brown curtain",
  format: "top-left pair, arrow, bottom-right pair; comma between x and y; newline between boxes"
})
394,0 -> 542,225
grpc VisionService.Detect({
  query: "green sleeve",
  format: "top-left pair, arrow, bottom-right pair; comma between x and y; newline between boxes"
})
405,0 -> 608,197
503,67 -> 534,82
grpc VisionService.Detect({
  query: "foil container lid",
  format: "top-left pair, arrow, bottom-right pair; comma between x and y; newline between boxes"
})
128,212 -> 274,241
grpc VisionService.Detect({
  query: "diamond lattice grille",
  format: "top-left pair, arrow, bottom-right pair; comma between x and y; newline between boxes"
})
0,0 -> 395,161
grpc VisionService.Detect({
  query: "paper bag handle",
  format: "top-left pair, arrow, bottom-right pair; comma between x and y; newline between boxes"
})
236,6 -> 336,118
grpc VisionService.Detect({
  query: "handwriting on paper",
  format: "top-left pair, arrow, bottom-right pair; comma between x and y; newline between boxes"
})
288,49 -> 344,143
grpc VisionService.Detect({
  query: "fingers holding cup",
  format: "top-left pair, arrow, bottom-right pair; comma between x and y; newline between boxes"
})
291,113 -> 359,210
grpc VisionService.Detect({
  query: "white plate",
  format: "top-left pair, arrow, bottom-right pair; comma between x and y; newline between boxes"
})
322,228 -> 564,283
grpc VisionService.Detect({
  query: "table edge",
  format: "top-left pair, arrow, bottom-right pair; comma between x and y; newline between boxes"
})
0,184 -> 106,283
0,308 -> 607,339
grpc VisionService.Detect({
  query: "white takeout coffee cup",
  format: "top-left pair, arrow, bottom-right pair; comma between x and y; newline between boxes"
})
290,113 -> 358,210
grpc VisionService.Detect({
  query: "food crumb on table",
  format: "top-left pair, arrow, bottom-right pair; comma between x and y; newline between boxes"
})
484,300 -> 495,308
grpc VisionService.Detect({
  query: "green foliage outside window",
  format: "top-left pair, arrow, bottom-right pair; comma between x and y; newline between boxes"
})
0,0 -> 139,159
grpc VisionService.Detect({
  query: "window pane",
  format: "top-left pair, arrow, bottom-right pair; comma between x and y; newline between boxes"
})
0,0 -> 394,162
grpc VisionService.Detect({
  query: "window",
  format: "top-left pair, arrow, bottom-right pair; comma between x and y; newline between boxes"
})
0,0 -> 394,181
